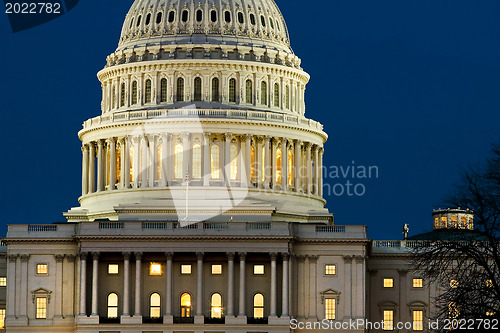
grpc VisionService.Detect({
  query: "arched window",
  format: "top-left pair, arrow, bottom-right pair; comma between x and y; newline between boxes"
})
260,15 -> 266,27
120,82 -> 126,107
250,13 -> 256,25
168,11 -> 175,23
211,293 -> 223,318
145,13 -> 151,25
274,83 -> 279,107
212,77 -> 220,102
132,81 -> 138,105
160,78 -> 167,103
177,77 -> 184,102
156,144 -> 162,180
269,17 -> 274,29
230,144 -> 238,180
194,77 -> 202,101
211,144 -> 220,179
254,293 -> 264,318
107,293 -> 118,318
156,12 -> 163,24
137,15 -> 142,26
276,148 -> 282,183
129,146 -> 134,182
246,80 -> 253,104
224,11 -> 231,23
288,150 -> 293,186
150,293 -> 161,318
211,10 -> 217,22
237,12 -> 244,24
182,10 -> 188,22
129,17 -> 134,29
145,79 -> 152,103
285,85 -> 290,109
181,293 -> 191,317
261,81 -> 267,105
250,146 -> 255,181
196,9 -> 203,22
174,144 -> 183,179
192,143 -> 202,179
228,78 -> 236,103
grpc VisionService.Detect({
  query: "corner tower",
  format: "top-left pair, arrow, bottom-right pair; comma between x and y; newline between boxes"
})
65,0 -> 329,223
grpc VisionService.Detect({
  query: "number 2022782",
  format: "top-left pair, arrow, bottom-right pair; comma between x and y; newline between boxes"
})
5,3 -> 61,14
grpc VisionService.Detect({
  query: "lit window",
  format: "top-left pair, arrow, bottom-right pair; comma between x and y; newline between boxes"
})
487,311 -> 496,316
116,148 -> 121,183
212,77 -> 219,102
434,217 -> 439,229
460,216 -> 467,229
383,278 -> 393,288
107,293 -> 118,318
254,265 -> 265,275
210,144 -> 220,179
129,146 -> 134,182
150,263 -> 162,275
230,144 -> 238,180
108,264 -> 119,275
413,310 -> 423,331
441,216 -> 447,228
181,293 -> 191,317
288,150 -> 293,185
37,264 -> 48,275
228,78 -> 236,103
194,77 -> 202,101
160,78 -> 167,103
150,293 -> 161,318
261,81 -> 267,105
174,143 -> 183,179
156,144 -> 163,180
413,278 -> 423,288
276,148 -> 282,183
486,279 -> 493,288
261,146 -> 265,182
177,77 -> 184,102
450,216 -> 458,228
325,265 -> 336,276
468,218 -> 473,229
448,302 -> 459,318
192,143 -> 202,179
212,264 -> 222,275
145,79 -> 152,103
181,264 -> 192,275
254,293 -> 264,318
211,293 -> 223,318
0,277 -> 6,287
246,80 -> 253,104
250,146 -> 255,181
450,279 -> 458,288
36,297 -> 47,319
325,298 -> 335,320
274,83 -> 280,107
0,308 -> 4,329
383,310 -> 393,330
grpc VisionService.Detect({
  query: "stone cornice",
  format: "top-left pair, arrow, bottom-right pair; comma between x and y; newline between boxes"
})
74,235 -> 294,242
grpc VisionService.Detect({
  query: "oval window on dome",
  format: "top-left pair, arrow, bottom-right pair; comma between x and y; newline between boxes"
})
224,11 -> 231,23
129,17 -> 134,29
276,20 -> 280,31
145,13 -> 151,25
250,13 -> 256,25
182,10 -> 188,22
260,15 -> 266,27
168,10 -> 175,23
211,10 -> 217,22
137,15 -> 142,27
269,17 -> 274,29
156,12 -> 162,24
196,9 -> 203,22
237,12 -> 244,24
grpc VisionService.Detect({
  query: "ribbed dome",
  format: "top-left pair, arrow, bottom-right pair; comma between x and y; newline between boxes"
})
118,0 -> 292,55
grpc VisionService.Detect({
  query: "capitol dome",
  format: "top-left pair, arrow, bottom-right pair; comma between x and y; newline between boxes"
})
66,0 -> 330,224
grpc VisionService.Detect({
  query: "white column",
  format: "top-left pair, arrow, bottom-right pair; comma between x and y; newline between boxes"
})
149,135 -> 156,187
108,138 -> 116,190
264,136 -> 271,189
160,135 -> 167,187
82,145 -> 89,196
6,255 -> 16,320
224,133 -> 232,183
245,135 -> 252,187
343,255 -> 353,320
309,255 -> 318,320
256,137 -> 263,188
91,252 -> 99,317
182,133 -> 190,181
141,136 -> 148,187
133,137 -> 140,188
97,140 -> 105,192
271,138 -> 277,189
195,252 -> 204,323
79,253 -> 87,316
122,252 -> 130,316
203,133 -> 211,186
16,255 -> 29,321
227,253 -> 235,317
165,253 -> 173,321
294,140 -> 301,192
281,139 -> 287,191
281,253 -> 290,318
238,253 -> 246,317
54,255 -> 64,318
123,137 -> 131,189
319,148 -> 324,197
270,253 -> 278,317
88,143 -> 95,193
134,252 -> 142,317
164,134 -> 172,186
305,143 -> 311,194
64,255 -> 76,318
313,146 -> 319,195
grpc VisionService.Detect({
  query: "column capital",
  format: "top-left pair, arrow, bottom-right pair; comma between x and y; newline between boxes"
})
97,139 -> 104,147
165,252 -> 173,260
263,135 -> 271,142
282,253 -> 290,261
20,254 -> 30,262
122,252 -> 131,260
296,255 -> 306,262
196,252 -> 204,260
66,255 -> 76,263
54,254 -> 64,262
309,255 -> 319,263
203,132 -> 212,138
92,252 -> 99,260
270,252 -> 278,261
238,252 -> 246,261
239,134 -> 249,141
81,144 -> 89,152
304,141 -> 312,150
79,252 -> 88,260
106,137 -> 116,145
355,255 -> 366,263
223,132 -> 233,141
134,252 -> 143,260
227,252 -> 235,260
8,254 -> 17,262
343,255 -> 353,263
182,132 -> 191,140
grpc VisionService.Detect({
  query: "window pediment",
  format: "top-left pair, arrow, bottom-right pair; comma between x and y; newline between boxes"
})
320,288 -> 340,304
31,288 -> 52,303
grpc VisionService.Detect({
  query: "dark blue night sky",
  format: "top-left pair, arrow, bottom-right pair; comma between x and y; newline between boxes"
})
0,0 -> 499,240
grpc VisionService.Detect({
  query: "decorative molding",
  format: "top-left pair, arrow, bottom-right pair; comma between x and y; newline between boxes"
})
238,252 -> 246,261
8,254 -> 17,262
122,252 -> 131,260
91,252 -> 99,260
227,252 -> 235,260
66,254 -> 76,263
31,288 -> 52,304
343,255 -> 353,263
134,252 -> 142,260
165,252 -> 173,260
54,254 -> 64,262
20,254 -> 30,262
320,288 -> 341,304
269,252 -> 278,261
